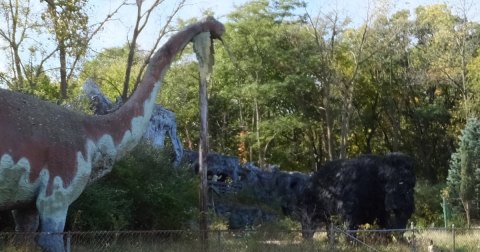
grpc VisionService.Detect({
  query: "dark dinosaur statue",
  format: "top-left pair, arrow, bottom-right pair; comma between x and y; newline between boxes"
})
0,17 -> 224,252
298,153 -> 416,239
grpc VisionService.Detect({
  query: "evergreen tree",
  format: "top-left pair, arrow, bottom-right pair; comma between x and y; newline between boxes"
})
447,117 -> 480,227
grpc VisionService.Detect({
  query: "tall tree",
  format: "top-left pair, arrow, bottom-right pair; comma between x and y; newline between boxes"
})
0,0 -> 39,90
0,0 -> 124,100
304,9 -> 344,161
407,4 -> 477,182
42,0 -> 89,100
212,0 -> 321,169
447,117 -> 480,227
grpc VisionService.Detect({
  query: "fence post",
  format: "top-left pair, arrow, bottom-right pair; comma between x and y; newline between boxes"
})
452,224 -> 455,252
329,223 -> 335,251
65,232 -> 71,252
411,222 -> 416,252
442,196 -> 448,228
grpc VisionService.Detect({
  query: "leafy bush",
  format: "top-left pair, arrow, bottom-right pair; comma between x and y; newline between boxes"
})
67,183 -> 132,231
411,180 -> 445,227
68,142 -> 198,231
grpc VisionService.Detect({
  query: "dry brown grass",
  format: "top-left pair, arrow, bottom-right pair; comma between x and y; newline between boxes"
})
2,229 -> 480,251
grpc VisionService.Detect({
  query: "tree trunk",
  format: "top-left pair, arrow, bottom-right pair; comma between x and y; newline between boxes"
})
12,44 -> 24,89
464,200 -> 471,228
59,40 -> 68,100
323,83 -> 334,161
255,98 -> 263,167
339,83 -> 353,159
122,2 -> 142,100
122,20 -> 141,100
2,0 -> 25,89
185,128 -> 193,150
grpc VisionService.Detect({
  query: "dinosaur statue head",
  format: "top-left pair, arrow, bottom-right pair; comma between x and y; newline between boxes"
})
205,16 -> 225,39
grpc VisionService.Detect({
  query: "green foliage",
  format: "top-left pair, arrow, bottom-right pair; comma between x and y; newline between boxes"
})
42,0 -> 89,53
18,65 -> 61,102
68,143 -> 198,231
68,183 -> 132,231
160,60 -> 201,150
221,184 -> 282,214
446,117 -> 480,226
201,0 -> 319,170
411,180 -> 445,227
466,46 -> 480,116
157,1 -> 467,182
447,151 -> 462,204
79,45 -> 144,100
260,216 -> 301,231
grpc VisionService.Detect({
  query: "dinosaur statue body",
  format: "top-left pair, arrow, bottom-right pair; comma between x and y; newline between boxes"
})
0,18 -> 224,251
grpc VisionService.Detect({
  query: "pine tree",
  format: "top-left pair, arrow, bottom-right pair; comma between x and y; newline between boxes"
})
447,117 -> 480,227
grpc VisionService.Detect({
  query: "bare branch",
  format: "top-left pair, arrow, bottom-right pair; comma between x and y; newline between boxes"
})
122,0 -> 184,99
137,0 -> 164,33
0,29 -> 12,43
87,0 -> 127,42
133,0 -> 186,90
34,47 -> 58,78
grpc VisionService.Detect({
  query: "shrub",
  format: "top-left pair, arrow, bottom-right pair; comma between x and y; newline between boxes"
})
411,180 -> 444,227
68,142 -> 198,231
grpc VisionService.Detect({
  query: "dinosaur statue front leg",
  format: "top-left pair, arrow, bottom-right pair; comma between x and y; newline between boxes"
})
36,199 -> 69,252
35,169 -> 90,252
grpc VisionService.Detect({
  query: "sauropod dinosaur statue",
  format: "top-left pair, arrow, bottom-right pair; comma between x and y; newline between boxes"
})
0,17 -> 224,252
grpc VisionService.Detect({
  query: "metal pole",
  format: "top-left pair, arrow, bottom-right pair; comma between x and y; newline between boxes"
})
452,224 -> 455,252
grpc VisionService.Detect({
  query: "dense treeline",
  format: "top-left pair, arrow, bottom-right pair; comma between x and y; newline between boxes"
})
154,1 -> 480,226
2,0 -> 480,228
161,0 -> 477,183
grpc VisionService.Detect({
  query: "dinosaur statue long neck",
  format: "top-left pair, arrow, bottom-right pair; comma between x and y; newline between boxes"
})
82,18 -> 225,180
0,17 -> 224,200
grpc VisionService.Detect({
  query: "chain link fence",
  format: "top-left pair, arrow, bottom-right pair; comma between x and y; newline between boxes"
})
0,229 -> 324,252
1,226 -> 480,251
329,224 -> 480,251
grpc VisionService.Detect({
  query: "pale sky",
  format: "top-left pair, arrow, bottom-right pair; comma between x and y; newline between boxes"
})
88,0 -> 250,52
88,0 -> 477,52
1,0 -> 478,79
